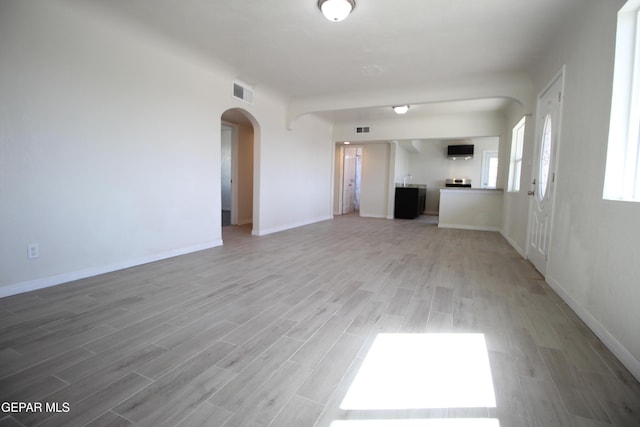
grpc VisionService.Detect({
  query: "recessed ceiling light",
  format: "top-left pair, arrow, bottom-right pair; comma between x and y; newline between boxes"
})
344,141 -> 351,144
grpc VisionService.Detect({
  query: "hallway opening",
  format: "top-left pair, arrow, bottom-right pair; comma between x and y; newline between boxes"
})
221,108 -> 257,235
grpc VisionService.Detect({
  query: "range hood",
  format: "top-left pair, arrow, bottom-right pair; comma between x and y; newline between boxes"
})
447,144 -> 474,159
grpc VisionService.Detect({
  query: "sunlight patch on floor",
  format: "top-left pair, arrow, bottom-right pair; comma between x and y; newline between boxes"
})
340,333 -> 496,411
330,419 -> 500,426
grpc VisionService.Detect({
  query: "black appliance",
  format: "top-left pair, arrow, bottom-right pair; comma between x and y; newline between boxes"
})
447,144 -> 474,159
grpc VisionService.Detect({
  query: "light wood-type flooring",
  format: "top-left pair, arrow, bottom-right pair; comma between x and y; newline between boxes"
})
1,215 -> 639,426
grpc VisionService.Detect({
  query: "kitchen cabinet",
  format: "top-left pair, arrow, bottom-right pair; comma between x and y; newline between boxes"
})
394,185 -> 426,219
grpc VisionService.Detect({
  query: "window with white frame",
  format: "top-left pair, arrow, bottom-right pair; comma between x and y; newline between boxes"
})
604,0 -> 640,201
508,116 -> 526,192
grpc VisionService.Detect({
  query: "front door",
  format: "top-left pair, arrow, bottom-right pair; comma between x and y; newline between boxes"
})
527,70 -> 564,275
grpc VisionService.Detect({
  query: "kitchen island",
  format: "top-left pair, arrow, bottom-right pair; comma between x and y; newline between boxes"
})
438,188 -> 503,231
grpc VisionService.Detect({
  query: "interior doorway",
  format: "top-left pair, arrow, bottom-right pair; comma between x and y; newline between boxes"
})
342,146 -> 362,214
221,109 -> 255,233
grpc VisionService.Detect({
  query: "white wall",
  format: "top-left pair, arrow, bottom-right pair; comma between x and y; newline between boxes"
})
0,0 -> 333,296
360,143 -> 390,218
255,112 -> 333,235
502,0 -> 640,378
394,143 -> 411,184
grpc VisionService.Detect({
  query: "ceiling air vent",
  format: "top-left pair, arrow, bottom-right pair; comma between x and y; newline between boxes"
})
232,81 -> 254,104
355,126 -> 370,134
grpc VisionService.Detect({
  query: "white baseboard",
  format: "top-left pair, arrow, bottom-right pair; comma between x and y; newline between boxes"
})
500,229 -> 526,258
358,212 -> 387,219
438,223 -> 501,232
0,240 -> 223,299
546,275 -> 640,382
253,216 -> 333,236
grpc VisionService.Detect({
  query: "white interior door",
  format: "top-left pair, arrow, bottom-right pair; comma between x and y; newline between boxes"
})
343,147 -> 357,214
527,71 -> 564,275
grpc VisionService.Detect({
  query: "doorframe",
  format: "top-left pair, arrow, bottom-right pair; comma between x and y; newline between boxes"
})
335,143 -> 364,215
334,144 -> 345,215
222,121 -> 239,225
220,108 -> 260,235
342,145 -> 363,214
525,65 -> 566,277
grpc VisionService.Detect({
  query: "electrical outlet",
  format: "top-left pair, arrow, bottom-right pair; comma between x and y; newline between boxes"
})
28,243 -> 39,259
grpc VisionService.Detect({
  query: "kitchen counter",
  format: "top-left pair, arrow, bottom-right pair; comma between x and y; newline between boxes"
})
439,188 -> 503,231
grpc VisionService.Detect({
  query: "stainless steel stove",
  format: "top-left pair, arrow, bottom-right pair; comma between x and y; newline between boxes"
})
445,178 -> 472,188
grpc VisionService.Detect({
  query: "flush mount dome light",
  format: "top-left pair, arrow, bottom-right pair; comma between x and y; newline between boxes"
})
318,0 -> 355,22
393,105 -> 410,114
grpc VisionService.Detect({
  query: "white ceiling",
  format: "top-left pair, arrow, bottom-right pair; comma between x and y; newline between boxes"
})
90,0 -> 582,117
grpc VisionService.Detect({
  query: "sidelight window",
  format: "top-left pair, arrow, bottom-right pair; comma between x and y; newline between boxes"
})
508,116 -> 526,192
539,114 -> 553,200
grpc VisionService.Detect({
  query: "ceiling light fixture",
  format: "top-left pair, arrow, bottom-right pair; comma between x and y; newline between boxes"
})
318,0 -> 356,22
393,105 -> 410,114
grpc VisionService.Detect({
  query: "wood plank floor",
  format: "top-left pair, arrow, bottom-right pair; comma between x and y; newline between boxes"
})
1,215 -> 639,426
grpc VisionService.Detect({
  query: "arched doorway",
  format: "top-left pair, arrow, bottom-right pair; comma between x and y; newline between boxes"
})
221,108 -> 258,235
